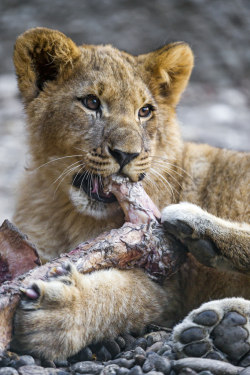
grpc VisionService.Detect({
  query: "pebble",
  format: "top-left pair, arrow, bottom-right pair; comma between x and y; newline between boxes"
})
3,328 -> 250,375
18,365 -> 52,375
153,356 -> 171,374
131,338 -> 148,351
0,368 -> 18,375
134,347 -> 146,356
101,364 -> 120,375
104,358 -> 135,369
178,369 -> 197,375
116,368 -> 130,375
134,354 -> 146,366
146,332 -> 170,347
117,351 -> 134,360
142,358 -> 155,373
146,342 -> 164,353
240,368 -> 250,375
71,361 -> 104,374
11,354 -> 35,368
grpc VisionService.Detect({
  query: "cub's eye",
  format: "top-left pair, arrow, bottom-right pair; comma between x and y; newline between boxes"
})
82,95 -> 101,111
138,105 -> 154,118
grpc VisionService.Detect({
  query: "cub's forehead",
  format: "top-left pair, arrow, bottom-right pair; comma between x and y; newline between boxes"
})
76,45 -> 151,101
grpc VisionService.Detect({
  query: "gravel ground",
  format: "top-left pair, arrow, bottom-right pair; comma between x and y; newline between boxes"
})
1,328 -> 250,374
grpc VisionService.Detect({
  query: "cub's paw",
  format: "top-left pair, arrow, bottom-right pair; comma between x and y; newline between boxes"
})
161,202 -> 220,267
172,297 -> 250,366
11,263 -> 84,360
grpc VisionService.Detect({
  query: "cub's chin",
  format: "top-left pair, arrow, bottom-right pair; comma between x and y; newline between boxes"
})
69,173 -> 122,220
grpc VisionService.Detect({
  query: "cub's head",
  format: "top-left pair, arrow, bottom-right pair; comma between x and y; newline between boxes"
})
14,27 -> 193,218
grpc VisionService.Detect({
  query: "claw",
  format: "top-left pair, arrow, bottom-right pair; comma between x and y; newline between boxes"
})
20,284 -> 40,300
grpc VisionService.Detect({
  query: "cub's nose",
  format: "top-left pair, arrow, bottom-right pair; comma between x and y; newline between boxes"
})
109,148 -> 139,170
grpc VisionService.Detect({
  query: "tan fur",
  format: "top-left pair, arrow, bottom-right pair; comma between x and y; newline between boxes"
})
12,28 -> 250,360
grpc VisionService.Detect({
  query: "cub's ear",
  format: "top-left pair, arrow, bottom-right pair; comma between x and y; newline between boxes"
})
13,27 -> 81,102
139,42 -> 194,107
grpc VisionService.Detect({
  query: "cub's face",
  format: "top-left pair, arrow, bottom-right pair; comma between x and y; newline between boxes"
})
14,28 -> 193,218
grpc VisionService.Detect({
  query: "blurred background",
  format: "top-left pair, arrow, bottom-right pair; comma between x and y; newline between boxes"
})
0,0 -> 249,222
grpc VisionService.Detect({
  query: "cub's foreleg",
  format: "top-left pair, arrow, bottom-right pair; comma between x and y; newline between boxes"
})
12,263 -> 167,361
162,202 -> 250,273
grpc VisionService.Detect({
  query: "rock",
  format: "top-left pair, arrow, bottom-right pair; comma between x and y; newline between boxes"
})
116,368 -> 130,375
131,338 -> 148,350
239,353 -> 250,367
105,358 -> 135,369
101,364 -> 120,375
146,342 -> 164,353
146,332 -> 170,347
128,365 -> 143,375
12,355 -> 35,368
134,347 -> 146,356
117,351 -> 134,360
134,354 -> 146,366
71,361 -> 104,374
240,368 -> 250,375
0,368 -> 18,375
156,344 -> 172,356
178,368 -> 198,375
18,365 -> 49,375
142,358 -> 155,373
153,356 -> 171,374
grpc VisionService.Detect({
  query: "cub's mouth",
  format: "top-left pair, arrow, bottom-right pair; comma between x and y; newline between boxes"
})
72,173 -> 117,204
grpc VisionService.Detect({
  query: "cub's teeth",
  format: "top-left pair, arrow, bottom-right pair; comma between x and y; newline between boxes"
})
91,177 -> 99,194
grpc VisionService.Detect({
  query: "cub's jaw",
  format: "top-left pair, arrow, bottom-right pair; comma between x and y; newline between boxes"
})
69,173 -> 121,220
72,173 -> 117,204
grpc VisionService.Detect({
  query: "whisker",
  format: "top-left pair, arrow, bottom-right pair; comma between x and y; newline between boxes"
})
149,169 -> 173,198
33,155 -> 83,171
152,162 -> 183,189
149,156 -> 193,181
53,164 -> 83,199
150,167 -> 179,200
52,160 -> 84,186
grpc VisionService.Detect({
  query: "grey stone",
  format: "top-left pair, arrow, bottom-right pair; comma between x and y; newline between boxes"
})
134,354 -> 146,366
12,355 -> 35,368
240,368 -> 250,375
100,364 -> 120,375
134,347 -> 146,356
105,359 -> 135,369
71,361 -> 104,374
116,368 -> 130,375
128,365 -> 143,375
0,368 -> 18,375
146,342 -> 164,354
18,365 -> 49,375
146,332 -> 169,347
142,358 -> 155,373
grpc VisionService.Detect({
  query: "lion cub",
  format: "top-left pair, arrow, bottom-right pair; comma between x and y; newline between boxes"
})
12,28 -> 250,363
